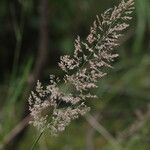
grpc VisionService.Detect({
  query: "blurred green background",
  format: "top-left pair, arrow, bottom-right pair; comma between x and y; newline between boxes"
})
0,0 -> 149,149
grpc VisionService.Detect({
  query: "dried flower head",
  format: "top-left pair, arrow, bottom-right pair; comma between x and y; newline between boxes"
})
29,0 -> 134,136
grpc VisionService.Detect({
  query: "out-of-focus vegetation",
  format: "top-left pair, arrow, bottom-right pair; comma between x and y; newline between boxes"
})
0,0 -> 149,150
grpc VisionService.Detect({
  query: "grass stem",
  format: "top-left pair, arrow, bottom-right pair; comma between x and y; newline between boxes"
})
31,131 -> 44,150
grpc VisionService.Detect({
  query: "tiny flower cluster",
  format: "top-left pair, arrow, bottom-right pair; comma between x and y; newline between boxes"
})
29,0 -> 134,135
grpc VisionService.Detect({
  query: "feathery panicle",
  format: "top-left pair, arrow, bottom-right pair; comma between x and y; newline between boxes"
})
29,0 -> 134,135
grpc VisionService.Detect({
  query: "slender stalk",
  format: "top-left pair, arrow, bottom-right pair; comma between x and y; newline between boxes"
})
31,131 -> 44,150
85,114 -> 123,150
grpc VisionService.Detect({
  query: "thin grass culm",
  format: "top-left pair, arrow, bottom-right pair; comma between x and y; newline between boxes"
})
29,0 -> 134,145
